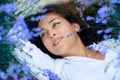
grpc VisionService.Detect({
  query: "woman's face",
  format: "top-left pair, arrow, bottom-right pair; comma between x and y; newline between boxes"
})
38,13 -> 80,56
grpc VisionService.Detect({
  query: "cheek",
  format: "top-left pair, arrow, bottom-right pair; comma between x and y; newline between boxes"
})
62,25 -> 75,33
43,39 -> 53,51
43,39 -> 50,47
59,26 -> 71,34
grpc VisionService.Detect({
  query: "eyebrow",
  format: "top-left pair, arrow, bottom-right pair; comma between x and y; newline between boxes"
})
40,18 -> 57,32
48,18 -> 57,24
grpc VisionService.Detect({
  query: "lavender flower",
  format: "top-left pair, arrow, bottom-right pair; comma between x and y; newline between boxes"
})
97,28 -> 112,39
0,26 -> 7,36
6,64 -> 17,75
0,3 -> 18,14
42,69 -> 60,80
0,64 -> 35,80
95,17 -> 102,23
96,5 -> 115,24
0,36 -> 2,41
103,34 -> 109,40
30,17 -> 36,21
118,35 -> 120,40
12,74 -> 18,80
84,0 -> 94,6
118,31 -> 120,40
0,71 -> 8,80
0,26 -> 7,41
6,15 -> 32,43
86,16 -> 94,21
21,65 -> 31,76
97,30 -> 103,34
42,8 -> 48,13
75,0 -> 84,3
104,28 -> 113,34
97,5 -> 114,19
101,19 -> 108,24
31,27 -> 42,37
20,76 -> 29,80
111,0 -> 120,4
30,15 -> 46,22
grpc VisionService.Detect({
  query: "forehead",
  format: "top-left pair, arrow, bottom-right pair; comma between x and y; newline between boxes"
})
38,13 -> 63,27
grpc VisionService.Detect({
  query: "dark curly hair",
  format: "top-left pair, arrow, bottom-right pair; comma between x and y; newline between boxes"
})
24,1 -> 107,58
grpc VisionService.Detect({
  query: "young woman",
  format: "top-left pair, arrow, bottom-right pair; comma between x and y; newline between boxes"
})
13,1 -> 120,80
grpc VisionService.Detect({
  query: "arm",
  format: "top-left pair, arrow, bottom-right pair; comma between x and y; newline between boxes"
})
13,39 -> 56,80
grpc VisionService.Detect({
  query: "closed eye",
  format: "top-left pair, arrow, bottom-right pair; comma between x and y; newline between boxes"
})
53,22 -> 61,27
40,32 -> 46,39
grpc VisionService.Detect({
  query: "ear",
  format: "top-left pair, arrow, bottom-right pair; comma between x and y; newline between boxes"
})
72,23 -> 80,32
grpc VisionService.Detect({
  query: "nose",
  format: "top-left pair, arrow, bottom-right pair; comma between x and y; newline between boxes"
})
49,32 -> 56,39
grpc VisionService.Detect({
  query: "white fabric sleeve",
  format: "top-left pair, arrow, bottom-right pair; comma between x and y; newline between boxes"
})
12,39 -> 56,80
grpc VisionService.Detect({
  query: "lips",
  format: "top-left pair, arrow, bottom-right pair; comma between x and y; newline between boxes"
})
53,36 -> 63,46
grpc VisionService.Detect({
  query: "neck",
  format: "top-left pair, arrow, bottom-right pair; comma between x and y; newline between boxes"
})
65,37 -> 98,58
63,37 -> 88,57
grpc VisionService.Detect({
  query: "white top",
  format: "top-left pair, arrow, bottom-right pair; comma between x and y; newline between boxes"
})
13,39 -> 120,80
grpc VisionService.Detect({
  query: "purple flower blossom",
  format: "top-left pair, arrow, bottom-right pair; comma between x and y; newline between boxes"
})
31,15 -> 46,22
12,74 -> 18,80
6,64 -> 16,75
42,69 -> 60,80
21,65 -> 30,76
103,34 -> 111,40
118,31 -> 120,40
42,8 -> 48,13
0,26 -> 4,31
111,0 -> 120,4
0,64 -> 34,79
0,26 -> 7,41
0,29 -> 7,35
0,36 -> 2,41
0,3 -> 18,14
20,76 -> 28,80
103,34 -> 109,40
86,16 -> 94,21
101,19 -> 108,24
6,15 -> 32,43
96,5 -> 115,24
0,26 -> 7,36
0,71 -> 8,79
4,15 -> 14,24
95,17 -> 102,23
31,27 -> 42,37
97,5 -> 114,19
76,7 -> 83,18
118,35 -> 120,40
30,17 -> 36,21
84,0 -> 94,6
97,30 -> 103,34
104,28 -> 113,33
75,0 -> 84,3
